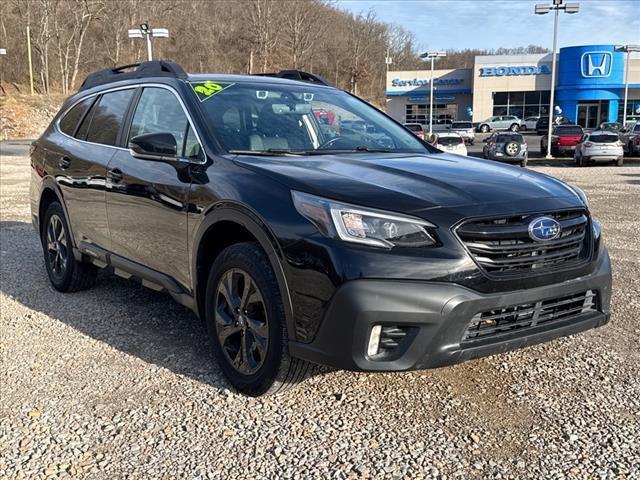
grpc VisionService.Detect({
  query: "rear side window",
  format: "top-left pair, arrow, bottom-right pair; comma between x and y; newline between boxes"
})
497,134 -> 523,143
129,87 -> 192,156
589,134 -> 619,143
556,126 -> 583,135
86,89 -> 135,146
59,97 -> 93,136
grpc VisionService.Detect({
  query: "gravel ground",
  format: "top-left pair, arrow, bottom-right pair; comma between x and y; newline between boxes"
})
1,151 -> 639,479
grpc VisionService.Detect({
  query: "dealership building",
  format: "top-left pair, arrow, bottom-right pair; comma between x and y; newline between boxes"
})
386,44 -> 640,129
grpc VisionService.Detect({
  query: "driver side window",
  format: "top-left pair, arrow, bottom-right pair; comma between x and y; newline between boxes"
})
129,87 -> 192,156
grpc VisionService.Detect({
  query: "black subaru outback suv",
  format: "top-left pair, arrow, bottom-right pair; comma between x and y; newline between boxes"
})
31,61 -> 612,396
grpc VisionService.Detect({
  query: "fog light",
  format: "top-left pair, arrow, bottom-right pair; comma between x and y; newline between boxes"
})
367,325 -> 382,356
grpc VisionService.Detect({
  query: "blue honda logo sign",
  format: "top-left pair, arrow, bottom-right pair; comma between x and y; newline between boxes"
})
581,51 -> 612,78
528,216 -> 561,242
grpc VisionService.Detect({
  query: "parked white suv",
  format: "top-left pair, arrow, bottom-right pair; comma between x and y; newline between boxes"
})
574,131 -> 624,167
449,121 -> 475,144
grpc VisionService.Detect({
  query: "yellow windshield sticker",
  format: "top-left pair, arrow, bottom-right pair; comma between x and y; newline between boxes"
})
190,81 -> 235,102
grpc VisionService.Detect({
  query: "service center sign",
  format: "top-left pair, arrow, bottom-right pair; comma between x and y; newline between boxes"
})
480,65 -> 551,77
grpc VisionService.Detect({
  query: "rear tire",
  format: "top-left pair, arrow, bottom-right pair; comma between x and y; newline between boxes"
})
509,123 -> 520,132
480,124 -> 489,133
41,201 -> 97,292
204,242 -> 314,396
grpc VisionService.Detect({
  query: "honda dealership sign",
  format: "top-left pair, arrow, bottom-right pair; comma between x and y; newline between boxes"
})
580,51 -> 613,78
480,65 -> 551,77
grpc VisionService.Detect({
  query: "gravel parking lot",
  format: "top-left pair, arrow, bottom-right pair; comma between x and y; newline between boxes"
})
1,147 -> 639,479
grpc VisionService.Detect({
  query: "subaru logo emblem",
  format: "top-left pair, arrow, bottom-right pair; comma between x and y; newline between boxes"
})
528,216 -> 561,242
581,51 -> 612,78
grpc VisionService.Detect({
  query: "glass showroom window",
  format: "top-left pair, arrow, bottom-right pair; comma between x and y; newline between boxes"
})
492,90 -> 550,118
406,103 -> 455,124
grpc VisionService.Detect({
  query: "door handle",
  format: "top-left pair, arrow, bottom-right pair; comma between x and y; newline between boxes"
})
108,167 -> 123,183
59,156 -> 71,170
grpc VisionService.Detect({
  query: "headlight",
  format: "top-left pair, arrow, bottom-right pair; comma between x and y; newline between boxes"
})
292,191 -> 437,248
569,184 -> 589,207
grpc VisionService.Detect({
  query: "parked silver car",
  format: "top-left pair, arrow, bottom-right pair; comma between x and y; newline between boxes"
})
476,115 -> 521,133
449,121 -> 475,144
521,116 -> 540,131
574,131 -> 624,166
482,132 -> 528,167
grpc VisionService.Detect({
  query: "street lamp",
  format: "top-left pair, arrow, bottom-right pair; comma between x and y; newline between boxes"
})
420,51 -> 446,135
535,0 -> 579,159
615,44 -> 640,124
128,23 -> 169,61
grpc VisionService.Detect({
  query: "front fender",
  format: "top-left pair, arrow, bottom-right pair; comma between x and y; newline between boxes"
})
191,202 -> 296,340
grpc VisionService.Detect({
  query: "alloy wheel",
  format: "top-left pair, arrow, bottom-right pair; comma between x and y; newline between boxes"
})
46,214 -> 68,278
215,268 -> 269,375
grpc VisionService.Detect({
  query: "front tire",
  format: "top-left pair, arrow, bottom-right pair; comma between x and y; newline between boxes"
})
480,124 -> 489,133
509,123 -> 520,132
41,201 -> 97,292
205,242 -> 313,396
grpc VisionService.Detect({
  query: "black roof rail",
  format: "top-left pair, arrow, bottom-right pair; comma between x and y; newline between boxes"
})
254,69 -> 332,87
79,60 -> 187,91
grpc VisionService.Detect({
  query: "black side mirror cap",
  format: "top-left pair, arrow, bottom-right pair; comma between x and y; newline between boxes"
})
129,133 -> 177,160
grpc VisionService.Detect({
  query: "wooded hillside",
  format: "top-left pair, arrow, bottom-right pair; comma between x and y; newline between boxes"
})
0,0 -> 547,104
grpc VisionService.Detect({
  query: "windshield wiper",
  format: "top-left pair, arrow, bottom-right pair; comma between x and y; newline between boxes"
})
228,149 -> 307,156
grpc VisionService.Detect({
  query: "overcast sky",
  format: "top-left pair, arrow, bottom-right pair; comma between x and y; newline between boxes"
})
337,0 -> 640,51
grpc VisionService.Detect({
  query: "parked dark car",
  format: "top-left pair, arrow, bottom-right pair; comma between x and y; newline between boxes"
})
31,61 -> 612,396
536,115 -> 570,135
598,122 -> 623,134
541,124 -> 584,156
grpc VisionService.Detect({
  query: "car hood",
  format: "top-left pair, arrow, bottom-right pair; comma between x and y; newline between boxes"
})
232,152 -> 581,213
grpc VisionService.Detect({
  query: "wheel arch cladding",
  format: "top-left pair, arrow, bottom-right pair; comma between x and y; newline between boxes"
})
192,206 -> 296,340
38,187 -> 63,239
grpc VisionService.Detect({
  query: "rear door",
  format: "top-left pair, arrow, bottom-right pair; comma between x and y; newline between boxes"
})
105,85 -> 203,288
56,88 -> 135,250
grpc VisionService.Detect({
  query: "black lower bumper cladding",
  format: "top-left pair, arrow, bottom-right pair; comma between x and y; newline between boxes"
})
290,248 -> 612,371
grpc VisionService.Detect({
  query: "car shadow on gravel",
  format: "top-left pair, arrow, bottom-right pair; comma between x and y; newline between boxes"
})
0,220 -> 246,391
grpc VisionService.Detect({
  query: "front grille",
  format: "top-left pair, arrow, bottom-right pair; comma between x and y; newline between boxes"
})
456,209 -> 590,276
462,290 -> 598,343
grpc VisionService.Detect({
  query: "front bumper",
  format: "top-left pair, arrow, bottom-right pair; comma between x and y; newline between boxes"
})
290,249 -> 612,372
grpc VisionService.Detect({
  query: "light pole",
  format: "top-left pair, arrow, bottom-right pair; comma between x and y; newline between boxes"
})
0,49 -> 5,87
128,23 -> 169,61
420,51 -> 446,135
615,44 -> 640,124
535,0 -> 579,159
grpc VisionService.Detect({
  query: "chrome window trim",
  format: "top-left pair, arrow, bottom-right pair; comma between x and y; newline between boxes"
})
55,82 -> 206,164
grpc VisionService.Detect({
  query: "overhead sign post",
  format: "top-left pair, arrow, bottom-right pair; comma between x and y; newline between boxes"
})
535,0 -> 580,159
128,23 -> 169,61
615,44 -> 640,123
419,51 -> 447,135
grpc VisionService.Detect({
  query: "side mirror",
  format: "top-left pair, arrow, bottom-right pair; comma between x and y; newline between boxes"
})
129,133 -> 177,160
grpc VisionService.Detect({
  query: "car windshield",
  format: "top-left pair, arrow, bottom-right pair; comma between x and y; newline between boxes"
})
555,126 -> 582,135
451,122 -> 472,128
191,80 -> 432,155
589,134 -> 619,143
496,134 -> 523,143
